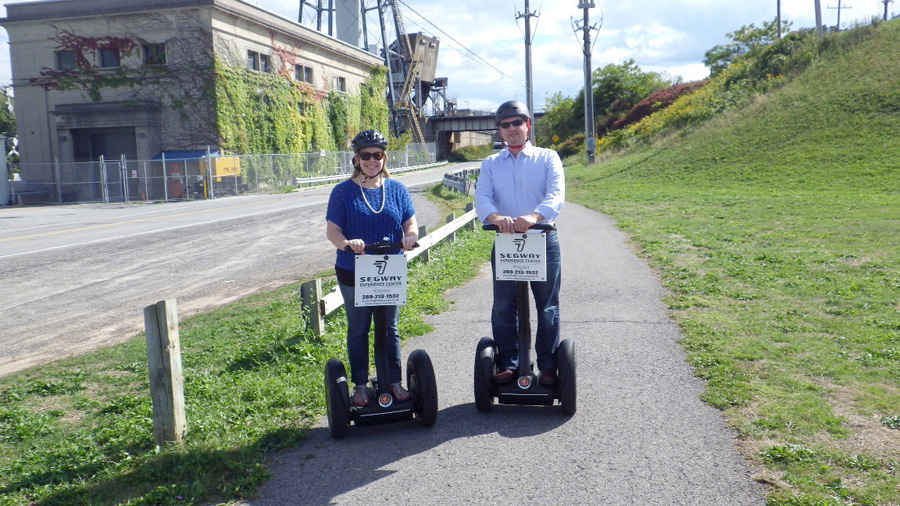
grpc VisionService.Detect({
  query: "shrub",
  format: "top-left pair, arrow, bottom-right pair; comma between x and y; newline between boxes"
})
447,144 -> 493,162
551,133 -> 585,159
612,80 -> 709,130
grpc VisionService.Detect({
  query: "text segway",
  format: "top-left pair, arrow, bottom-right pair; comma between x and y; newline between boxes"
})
325,240 -> 438,438
473,224 -> 576,415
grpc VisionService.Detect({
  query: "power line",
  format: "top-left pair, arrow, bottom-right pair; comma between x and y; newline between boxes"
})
398,0 -> 526,87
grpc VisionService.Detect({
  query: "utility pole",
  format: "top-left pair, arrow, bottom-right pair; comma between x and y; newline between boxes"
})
517,1 -> 538,144
777,0 -> 782,38
882,0 -> 894,20
827,0 -> 852,31
574,1 -> 598,163
815,0 -> 823,38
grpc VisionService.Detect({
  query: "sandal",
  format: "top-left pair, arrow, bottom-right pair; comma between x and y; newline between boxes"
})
390,382 -> 411,402
352,386 -> 369,407
494,369 -> 515,384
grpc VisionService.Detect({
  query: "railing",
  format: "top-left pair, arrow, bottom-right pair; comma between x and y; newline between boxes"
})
442,167 -> 479,196
300,203 -> 478,336
142,202 -> 480,442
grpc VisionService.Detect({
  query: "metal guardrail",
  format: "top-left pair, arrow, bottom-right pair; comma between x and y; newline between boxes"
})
294,160 -> 449,187
442,167 -> 479,196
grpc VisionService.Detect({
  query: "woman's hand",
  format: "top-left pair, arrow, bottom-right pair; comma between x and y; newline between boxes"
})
401,234 -> 418,251
346,238 -> 365,254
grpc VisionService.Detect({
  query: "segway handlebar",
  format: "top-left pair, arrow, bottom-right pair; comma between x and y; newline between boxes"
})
343,241 -> 419,254
482,223 -> 557,232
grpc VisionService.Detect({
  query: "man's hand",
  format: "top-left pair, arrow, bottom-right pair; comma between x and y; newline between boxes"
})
490,215 -> 516,234
513,214 -> 539,233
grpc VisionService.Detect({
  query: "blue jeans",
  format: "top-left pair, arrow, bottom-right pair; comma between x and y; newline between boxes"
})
490,231 -> 562,373
338,282 -> 403,387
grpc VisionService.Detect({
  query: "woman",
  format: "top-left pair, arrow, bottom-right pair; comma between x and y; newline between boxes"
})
325,129 -> 418,407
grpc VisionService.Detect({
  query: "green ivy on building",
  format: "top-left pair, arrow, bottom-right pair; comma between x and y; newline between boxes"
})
214,62 -> 390,155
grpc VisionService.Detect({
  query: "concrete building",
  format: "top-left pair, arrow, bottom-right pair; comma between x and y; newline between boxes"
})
0,0 -> 382,173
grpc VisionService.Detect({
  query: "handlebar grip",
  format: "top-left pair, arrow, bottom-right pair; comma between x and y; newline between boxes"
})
343,241 -> 420,253
482,223 -> 557,232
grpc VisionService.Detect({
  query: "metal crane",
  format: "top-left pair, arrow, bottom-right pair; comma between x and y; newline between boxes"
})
300,0 -> 428,143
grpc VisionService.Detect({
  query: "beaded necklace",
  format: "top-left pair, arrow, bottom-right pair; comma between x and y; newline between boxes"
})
358,173 -> 385,214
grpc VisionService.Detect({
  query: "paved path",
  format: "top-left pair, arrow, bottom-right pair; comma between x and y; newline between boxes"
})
239,203 -> 765,505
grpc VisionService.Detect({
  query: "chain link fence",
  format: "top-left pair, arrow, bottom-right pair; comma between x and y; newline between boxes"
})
9,143 -> 437,205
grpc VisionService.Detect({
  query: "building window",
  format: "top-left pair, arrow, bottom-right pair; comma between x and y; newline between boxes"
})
56,50 -> 77,70
143,43 -> 166,65
260,54 -> 271,73
247,50 -> 259,71
98,47 -> 120,68
333,75 -> 346,92
295,65 -> 314,84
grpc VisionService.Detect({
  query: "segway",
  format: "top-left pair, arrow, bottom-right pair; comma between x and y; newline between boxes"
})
325,240 -> 438,439
474,224 -> 576,415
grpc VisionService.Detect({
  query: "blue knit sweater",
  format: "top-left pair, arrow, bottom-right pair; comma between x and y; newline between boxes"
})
326,177 -> 415,271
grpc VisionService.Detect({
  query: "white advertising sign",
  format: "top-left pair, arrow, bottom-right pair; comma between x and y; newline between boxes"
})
354,253 -> 408,306
494,233 -> 547,282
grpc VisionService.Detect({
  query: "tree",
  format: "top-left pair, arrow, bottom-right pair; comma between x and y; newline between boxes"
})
535,91 -> 581,146
591,59 -> 673,134
537,59 -> 673,147
704,18 -> 793,77
0,86 -> 15,138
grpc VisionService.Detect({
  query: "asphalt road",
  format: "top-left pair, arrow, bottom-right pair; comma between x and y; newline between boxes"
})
0,163 -> 465,376
237,203 -> 766,505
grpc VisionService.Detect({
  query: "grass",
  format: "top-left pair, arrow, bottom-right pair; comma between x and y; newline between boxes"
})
0,188 -> 489,505
566,19 -> 900,506
5,20 -> 900,506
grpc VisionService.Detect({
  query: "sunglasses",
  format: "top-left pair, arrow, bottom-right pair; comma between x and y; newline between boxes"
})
358,151 -> 385,161
499,118 -> 525,129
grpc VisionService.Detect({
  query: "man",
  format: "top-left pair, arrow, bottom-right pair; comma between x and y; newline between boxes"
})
474,100 -> 565,386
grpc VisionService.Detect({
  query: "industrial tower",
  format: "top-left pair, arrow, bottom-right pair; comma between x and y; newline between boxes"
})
299,0 -> 447,143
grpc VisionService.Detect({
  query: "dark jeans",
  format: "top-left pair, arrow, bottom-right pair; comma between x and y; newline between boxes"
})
338,282 -> 403,387
490,231 -> 562,373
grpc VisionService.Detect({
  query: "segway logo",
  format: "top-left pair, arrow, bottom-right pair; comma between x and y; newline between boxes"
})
513,237 -> 527,252
518,375 -> 532,389
374,259 -> 388,275
379,393 -> 393,407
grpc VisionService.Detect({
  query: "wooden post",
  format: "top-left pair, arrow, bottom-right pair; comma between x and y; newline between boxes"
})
301,279 -> 325,336
418,225 -> 429,262
446,213 -> 456,242
466,202 -> 476,231
144,299 -> 186,445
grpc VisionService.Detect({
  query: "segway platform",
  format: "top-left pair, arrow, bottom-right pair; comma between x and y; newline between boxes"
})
473,224 -> 576,415
324,241 -> 438,439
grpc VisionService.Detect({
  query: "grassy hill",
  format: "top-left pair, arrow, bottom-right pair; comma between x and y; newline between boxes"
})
567,19 -> 900,505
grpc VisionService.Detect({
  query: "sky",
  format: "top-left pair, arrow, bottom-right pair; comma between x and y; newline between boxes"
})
0,0 -> 894,112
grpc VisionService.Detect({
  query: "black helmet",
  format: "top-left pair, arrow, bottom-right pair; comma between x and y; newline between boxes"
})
495,100 -> 530,125
351,129 -> 388,153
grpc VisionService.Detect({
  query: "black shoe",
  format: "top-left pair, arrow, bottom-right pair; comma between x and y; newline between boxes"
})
539,369 -> 557,386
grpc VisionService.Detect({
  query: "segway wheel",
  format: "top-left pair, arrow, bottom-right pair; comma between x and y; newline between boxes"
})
474,337 -> 496,412
407,349 -> 438,427
557,339 -> 577,416
324,358 -> 351,439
